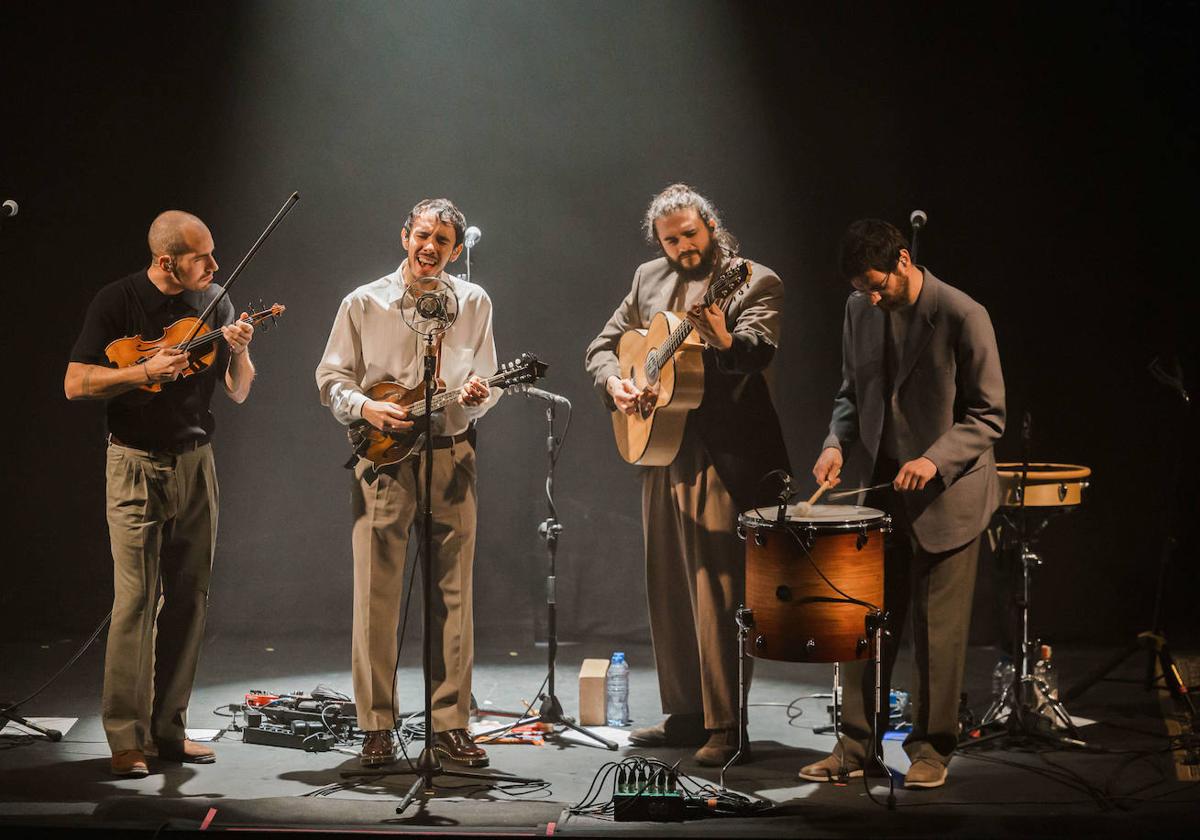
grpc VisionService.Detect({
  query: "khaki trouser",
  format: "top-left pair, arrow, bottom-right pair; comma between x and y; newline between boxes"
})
837,483 -> 980,767
351,441 -> 477,732
102,442 -> 218,753
642,431 -> 750,731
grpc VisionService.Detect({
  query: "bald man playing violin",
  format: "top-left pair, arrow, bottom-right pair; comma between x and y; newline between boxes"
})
65,211 -> 255,777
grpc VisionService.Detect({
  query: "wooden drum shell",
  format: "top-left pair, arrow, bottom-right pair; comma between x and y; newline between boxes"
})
741,516 -> 886,663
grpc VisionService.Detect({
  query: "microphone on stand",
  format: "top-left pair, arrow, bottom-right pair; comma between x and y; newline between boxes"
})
1,200 -> 17,219
909,209 -> 927,261
463,225 -> 482,284
509,383 -> 570,407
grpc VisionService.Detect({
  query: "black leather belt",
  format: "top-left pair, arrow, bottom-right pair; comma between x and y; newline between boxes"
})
429,430 -> 473,449
108,434 -> 209,455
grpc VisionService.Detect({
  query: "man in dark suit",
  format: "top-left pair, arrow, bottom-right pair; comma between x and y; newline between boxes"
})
800,218 -> 1005,789
585,183 -> 790,766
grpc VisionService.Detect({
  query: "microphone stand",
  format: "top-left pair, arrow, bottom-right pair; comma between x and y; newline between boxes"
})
477,396 -> 616,750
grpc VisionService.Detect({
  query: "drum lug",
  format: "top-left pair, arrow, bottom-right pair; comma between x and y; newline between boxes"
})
755,635 -> 766,651
1058,482 -> 1067,502
1015,484 -> 1024,505
805,639 -> 817,654
800,526 -> 816,551
856,527 -> 868,550
754,530 -> 766,547
736,524 -> 746,541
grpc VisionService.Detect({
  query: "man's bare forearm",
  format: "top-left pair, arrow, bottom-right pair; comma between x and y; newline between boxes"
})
64,361 -> 149,400
224,349 -> 255,403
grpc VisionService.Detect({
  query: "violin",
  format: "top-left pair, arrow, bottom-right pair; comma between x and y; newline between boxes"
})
105,303 -> 286,393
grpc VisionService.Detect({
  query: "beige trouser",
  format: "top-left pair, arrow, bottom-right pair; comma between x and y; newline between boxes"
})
642,431 -> 750,731
102,442 -> 218,753
351,441 -> 477,732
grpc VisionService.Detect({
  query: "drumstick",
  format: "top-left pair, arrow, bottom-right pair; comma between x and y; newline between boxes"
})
826,482 -> 892,500
793,481 -> 832,517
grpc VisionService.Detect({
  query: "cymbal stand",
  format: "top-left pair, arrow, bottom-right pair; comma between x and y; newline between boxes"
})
476,396 -> 616,750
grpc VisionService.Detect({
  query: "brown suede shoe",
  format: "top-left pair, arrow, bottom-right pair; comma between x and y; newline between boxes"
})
904,758 -> 947,789
153,739 -> 215,764
111,749 -> 149,777
693,728 -> 751,767
360,730 -> 397,768
798,750 -> 864,782
628,714 -> 708,748
433,728 -> 489,767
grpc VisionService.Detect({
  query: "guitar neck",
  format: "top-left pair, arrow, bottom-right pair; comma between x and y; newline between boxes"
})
406,370 -> 508,417
651,281 -> 727,368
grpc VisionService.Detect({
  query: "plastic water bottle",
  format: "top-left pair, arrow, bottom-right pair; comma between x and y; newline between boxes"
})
991,655 -> 1015,705
1033,644 -> 1058,715
605,652 -> 629,726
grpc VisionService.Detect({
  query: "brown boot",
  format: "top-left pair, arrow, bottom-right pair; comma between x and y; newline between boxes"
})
433,729 -> 489,767
904,758 -> 947,789
359,730 -> 397,768
111,749 -> 149,777
693,728 -> 750,767
629,714 -> 707,748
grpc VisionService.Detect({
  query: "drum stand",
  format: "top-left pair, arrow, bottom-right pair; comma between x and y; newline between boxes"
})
722,607 -> 895,810
965,509 -> 1086,750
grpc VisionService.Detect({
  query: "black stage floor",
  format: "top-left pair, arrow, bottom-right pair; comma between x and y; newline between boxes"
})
1,634 -> 1196,837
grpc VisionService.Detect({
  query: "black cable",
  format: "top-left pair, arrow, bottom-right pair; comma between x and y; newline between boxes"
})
4,609 -> 113,711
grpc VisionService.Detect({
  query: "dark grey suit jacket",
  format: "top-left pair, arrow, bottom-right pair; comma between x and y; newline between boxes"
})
823,270 -> 1005,553
586,256 -> 791,511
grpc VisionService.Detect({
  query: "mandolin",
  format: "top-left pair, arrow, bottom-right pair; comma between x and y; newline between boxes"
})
611,260 -> 751,465
105,303 -> 286,393
347,352 -> 548,468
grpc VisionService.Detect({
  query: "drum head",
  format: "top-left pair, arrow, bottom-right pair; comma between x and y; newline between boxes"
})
739,503 -> 887,529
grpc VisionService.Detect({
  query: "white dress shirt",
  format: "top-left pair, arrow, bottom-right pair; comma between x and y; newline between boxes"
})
316,262 -> 501,435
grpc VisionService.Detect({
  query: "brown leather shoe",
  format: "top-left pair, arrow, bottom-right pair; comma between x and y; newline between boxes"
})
904,758 -> 947,789
111,749 -> 149,777
433,728 -> 489,767
360,730 -> 397,768
629,713 -> 707,748
153,739 -> 215,764
798,745 -> 889,782
693,728 -> 750,767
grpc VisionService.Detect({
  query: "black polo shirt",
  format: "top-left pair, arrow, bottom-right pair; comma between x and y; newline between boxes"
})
70,270 -> 235,450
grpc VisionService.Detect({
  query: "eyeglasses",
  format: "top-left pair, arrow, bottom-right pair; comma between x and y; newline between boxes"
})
851,271 -> 891,296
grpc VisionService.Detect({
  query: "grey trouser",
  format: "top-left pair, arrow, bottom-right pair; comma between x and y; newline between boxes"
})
351,442 -> 477,732
102,442 -> 218,753
838,485 -> 980,766
642,431 -> 750,731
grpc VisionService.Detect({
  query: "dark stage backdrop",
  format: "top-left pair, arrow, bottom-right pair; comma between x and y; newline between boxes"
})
2,2 -> 1195,653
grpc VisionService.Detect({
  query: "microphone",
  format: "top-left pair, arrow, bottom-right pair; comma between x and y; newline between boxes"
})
1,200 -> 17,219
909,209 -> 927,233
464,226 -> 482,249
415,292 -> 450,320
509,384 -> 570,406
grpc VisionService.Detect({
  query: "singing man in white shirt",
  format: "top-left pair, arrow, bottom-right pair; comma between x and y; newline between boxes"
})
316,198 -> 499,769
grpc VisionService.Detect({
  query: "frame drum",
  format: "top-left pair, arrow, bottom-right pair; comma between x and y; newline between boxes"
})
996,463 -> 1090,508
738,504 -> 889,663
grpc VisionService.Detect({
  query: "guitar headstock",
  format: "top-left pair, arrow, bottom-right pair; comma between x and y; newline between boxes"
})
708,259 -> 752,303
496,352 -> 549,388
245,301 -> 287,331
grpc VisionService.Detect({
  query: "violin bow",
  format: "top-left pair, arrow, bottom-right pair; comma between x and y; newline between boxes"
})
180,191 -> 300,346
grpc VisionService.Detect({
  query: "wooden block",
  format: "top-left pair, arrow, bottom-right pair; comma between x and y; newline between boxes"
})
578,658 -> 610,726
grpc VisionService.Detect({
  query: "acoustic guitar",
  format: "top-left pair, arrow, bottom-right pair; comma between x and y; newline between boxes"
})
347,352 -> 548,468
611,260 -> 751,465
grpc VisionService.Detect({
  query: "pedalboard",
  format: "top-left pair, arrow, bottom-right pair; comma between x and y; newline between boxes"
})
242,720 -> 335,752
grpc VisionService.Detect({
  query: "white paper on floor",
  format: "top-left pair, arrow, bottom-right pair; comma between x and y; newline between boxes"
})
0,717 -> 77,738
185,728 -> 222,742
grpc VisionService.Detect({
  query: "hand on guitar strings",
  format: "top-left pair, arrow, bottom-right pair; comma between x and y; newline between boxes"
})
607,376 -> 657,416
458,375 -> 490,407
220,312 -> 254,356
362,400 -> 413,433
686,302 -> 733,351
